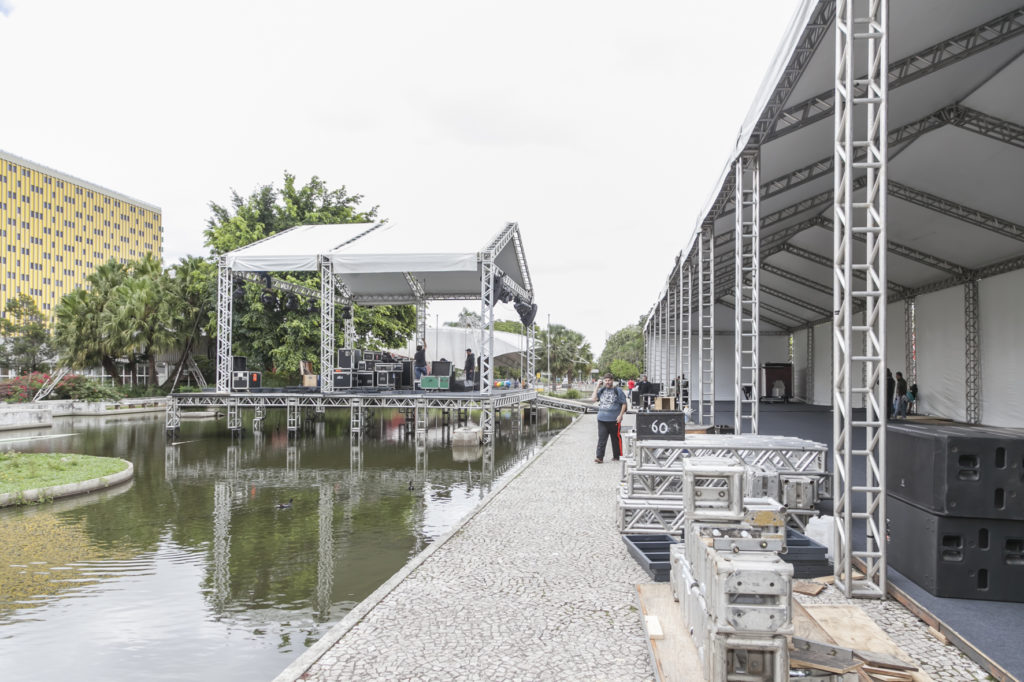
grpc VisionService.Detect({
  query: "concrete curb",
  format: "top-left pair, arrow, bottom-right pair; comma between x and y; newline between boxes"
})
0,459 -> 134,507
271,414 -> 584,682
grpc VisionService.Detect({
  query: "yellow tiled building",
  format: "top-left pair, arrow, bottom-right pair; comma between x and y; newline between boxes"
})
0,149 -> 162,318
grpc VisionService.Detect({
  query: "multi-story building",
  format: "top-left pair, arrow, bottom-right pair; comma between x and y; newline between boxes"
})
0,149 -> 163,317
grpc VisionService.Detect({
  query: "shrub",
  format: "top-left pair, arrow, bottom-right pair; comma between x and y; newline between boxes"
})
564,389 -> 581,399
0,372 -> 46,403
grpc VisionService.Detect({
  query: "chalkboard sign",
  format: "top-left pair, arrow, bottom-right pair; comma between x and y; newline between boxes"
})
636,411 -> 686,441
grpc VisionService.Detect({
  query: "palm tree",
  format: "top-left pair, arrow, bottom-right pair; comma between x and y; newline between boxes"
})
100,254 -> 176,387
162,256 -> 215,391
53,260 -> 130,385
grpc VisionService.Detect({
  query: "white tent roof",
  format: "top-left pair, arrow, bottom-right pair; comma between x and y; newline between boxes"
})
223,223 -> 379,272
649,0 -> 1024,333
221,221 -> 535,305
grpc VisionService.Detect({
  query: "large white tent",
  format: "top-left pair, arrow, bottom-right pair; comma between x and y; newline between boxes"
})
645,0 -> 1024,426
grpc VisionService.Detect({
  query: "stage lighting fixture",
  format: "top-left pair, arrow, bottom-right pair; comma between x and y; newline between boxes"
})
259,272 -> 272,289
341,305 -> 353,319
260,291 -> 277,309
284,294 -> 299,311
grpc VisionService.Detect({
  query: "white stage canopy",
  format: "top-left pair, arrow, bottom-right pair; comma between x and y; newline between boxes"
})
387,326 -> 531,370
223,223 -> 380,272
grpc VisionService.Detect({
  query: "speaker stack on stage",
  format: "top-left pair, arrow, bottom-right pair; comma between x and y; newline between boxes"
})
886,423 -> 1024,602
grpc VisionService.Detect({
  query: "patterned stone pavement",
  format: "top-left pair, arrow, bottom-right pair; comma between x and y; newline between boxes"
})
288,413 -> 653,681
281,413 -> 997,682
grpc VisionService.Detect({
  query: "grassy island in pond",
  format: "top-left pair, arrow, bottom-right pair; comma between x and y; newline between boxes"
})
0,453 -> 129,496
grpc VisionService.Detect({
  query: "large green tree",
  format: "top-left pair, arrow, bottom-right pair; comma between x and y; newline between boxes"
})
0,294 -> 52,373
161,256 -> 216,391
203,173 -> 416,375
598,317 -> 645,376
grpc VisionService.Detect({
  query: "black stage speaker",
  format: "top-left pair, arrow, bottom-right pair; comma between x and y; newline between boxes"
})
248,371 -> 261,389
636,412 -> 686,441
887,423 -> 1024,520
886,495 -> 1024,602
337,348 -> 361,370
232,356 -> 247,372
231,370 -> 249,390
361,359 -> 376,373
400,360 -> 413,388
431,360 -> 452,377
375,370 -> 400,388
333,370 -> 352,389
355,371 -> 374,387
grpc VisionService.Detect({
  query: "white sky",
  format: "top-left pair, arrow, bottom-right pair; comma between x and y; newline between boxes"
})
0,0 -> 802,355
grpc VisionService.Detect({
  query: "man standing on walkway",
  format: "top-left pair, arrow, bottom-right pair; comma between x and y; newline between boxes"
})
590,373 -> 627,463
464,348 -> 476,387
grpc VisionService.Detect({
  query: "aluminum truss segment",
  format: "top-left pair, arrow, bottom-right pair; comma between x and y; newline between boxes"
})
680,260 -> 692,405
320,257 -> 336,393
945,104 -> 1024,151
734,152 -> 760,434
965,281 -> 981,424
889,180 -> 1024,244
832,0 -> 888,600
698,223 -> 716,426
216,258 -> 233,393
479,254 -> 496,397
33,366 -> 70,401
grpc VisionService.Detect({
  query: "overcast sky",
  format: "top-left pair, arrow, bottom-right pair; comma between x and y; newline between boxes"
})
0,0 -> 802,356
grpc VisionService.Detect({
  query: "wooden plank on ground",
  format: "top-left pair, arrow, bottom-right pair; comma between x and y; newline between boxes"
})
804,605 -> 933,682
793,580 -> 826,596
636,583 -> 705,682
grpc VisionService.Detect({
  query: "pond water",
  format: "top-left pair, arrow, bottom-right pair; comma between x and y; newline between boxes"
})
0,407 -> 573,681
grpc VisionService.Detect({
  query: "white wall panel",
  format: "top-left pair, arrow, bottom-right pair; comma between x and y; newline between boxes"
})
813,321 -> 832,406
915,285 -> 966,421
980,269 -> 1024,427
886,300 -> 907,390
715,333 -> 736,401
793,329 -> 809,401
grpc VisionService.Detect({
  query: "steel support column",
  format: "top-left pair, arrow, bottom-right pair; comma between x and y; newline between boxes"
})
320,257 -> 336,393
680,260 -> 692,406
698,223 -> 716,425
833,0 -> 888,599
734,152 -> 761,434
479,257 -> 496,443
526,323 -> 537,388
806,325 -> 815,403
904,297 -> 916,389
965,280 -> 981,424
216,258 -> 233,393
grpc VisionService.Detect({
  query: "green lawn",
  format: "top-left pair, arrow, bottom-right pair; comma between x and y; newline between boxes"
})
0,453 -> 129,495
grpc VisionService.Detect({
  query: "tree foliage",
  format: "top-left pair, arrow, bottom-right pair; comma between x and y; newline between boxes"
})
0,295 -> 52,373
537,323 -> 593,383
203,173 -> 416,374
598,318 -> 645,376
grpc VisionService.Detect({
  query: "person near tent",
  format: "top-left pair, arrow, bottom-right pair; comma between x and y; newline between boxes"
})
589,373 -> 627,463
464,348 -> 476,385
886,368 -> 896,419
414,339 -> 428,383
894,371 -> 909,419
636,374 -> 655,410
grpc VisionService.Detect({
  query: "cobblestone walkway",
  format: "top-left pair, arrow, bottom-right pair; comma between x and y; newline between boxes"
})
290,414 -> 653,681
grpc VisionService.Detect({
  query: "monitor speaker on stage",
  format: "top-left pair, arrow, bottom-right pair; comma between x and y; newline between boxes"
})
431,360 -> 452,377
232,356 -> 247,372
400,360 -> 413,388
333,370 -> 352,389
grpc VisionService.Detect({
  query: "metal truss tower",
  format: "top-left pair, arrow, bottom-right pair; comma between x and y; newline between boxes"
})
216,258 -> 233,393
320,257 -> 336,393
965,280 -> 980,424
734,152 -> 761,434
680,260 -> 692,405
698,222 -> 716,426
479,254 -> 496,443
833,0 -> 888,599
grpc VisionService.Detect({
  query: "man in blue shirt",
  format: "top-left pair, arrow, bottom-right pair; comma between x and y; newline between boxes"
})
589,372 -> 628,463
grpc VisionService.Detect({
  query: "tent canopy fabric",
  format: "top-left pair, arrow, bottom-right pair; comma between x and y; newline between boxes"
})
650,0 -> 1024,334
222,223 -> 380,272
220,221 -> 534,305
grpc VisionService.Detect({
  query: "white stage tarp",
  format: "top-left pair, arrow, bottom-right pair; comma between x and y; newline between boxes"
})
224,223 -> 378,272
812,322 -> 831,407
916,286 -> 966,421
981,269 -> 1024,427
388,326 -> 530,372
